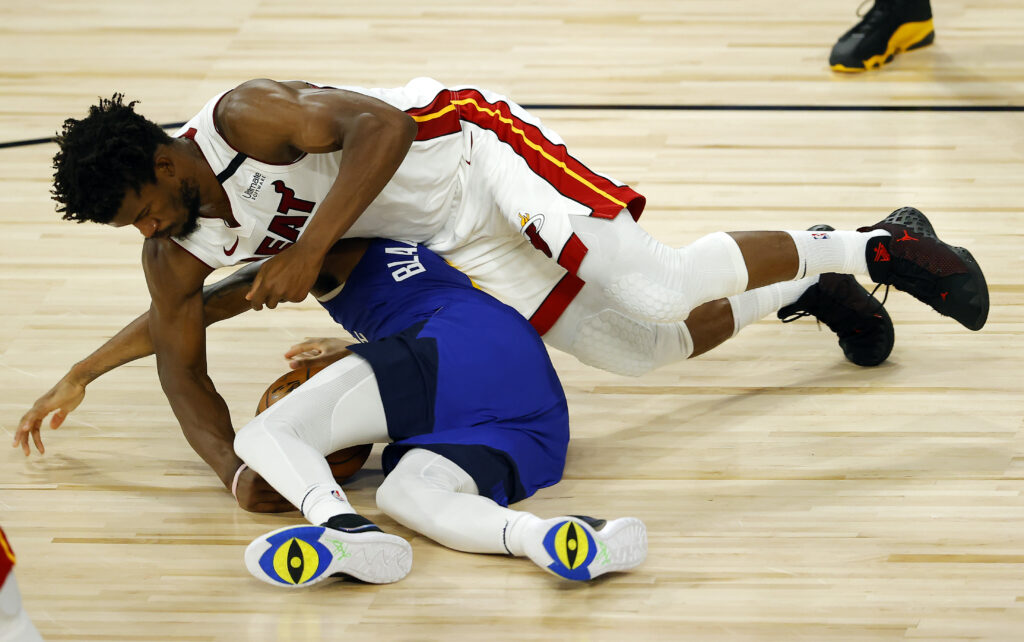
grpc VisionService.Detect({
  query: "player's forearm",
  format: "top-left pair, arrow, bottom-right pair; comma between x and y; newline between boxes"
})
296,113 -> 417,255
67,312 -> 154,386
157,363 -> 241,489
67,271 -> 256,387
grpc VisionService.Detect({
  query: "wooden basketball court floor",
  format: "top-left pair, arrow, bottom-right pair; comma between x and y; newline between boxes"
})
1,1 -> 1022,640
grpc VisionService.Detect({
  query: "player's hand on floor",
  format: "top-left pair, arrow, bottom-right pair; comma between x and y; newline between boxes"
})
13,376 -> 87,456
245,244 -> 321,310
233,467 -> 294,513
285,337 -> 353,370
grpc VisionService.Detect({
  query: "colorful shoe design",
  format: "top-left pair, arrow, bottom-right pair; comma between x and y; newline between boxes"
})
523,515 -> 646,581
244,515 -> 412,587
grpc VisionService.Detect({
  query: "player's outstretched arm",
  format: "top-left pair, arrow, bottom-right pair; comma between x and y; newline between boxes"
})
13,262 -> 263,456
220,80 -> 418,310
144,239 -> 241,489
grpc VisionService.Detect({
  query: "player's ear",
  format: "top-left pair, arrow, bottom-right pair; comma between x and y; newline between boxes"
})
153,146 -> 176,178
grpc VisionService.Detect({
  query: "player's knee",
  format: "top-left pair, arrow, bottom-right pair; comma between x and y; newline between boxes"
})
676,231 -> 749,297
375,471 -> 417,523
233,416 -> 275,464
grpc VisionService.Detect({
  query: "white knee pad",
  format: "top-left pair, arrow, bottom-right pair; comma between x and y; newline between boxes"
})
544,285 -> 694,377
568,309 -> 694,377
572,214 -> 748,323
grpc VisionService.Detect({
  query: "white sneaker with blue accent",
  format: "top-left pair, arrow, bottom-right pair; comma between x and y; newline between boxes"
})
522,515 -> 647,581
244,514 -> 412,587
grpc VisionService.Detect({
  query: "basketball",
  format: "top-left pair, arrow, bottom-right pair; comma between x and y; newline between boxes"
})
255,365 -> 372,482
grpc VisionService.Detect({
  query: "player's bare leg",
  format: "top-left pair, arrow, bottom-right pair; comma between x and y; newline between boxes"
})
376,449 -> 647,582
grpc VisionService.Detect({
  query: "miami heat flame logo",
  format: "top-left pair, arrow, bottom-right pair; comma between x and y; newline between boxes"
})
518,212 -> 552,258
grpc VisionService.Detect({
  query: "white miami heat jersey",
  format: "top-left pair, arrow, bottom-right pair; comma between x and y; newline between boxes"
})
171,77 -> 468,270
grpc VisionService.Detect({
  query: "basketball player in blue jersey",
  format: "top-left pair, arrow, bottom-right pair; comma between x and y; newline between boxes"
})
236,238 -> 645,585
19,80 -> 988,494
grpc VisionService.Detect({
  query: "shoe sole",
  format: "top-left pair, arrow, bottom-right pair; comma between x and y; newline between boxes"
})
873,208 -> 989,331
831,20 -> 934,72
534,517 -> 647,581
244,524 -> 412,587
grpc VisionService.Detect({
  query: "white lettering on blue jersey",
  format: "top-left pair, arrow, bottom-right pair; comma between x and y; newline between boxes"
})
385,242 -> 426,282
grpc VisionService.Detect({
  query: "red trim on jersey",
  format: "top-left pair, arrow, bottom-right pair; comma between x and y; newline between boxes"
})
177,127 -> 240,229
407,89 -> 646,221
557,233 -> 588,275
406,91 -> 463,141
0,526 -> 16,587
529,273 -> 585,336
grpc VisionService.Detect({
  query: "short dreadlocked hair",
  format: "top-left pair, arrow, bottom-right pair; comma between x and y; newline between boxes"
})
52,94 -> 172,224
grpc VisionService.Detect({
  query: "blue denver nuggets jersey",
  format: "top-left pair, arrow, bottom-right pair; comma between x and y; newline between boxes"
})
322,239 -> 494,342
319,238 -> 569,506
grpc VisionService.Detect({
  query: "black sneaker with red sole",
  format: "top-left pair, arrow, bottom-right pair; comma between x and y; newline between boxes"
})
779,225 -> 895,367
859,207 -> 988,331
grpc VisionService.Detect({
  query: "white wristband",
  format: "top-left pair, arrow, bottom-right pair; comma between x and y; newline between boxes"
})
230,463 -> 248,500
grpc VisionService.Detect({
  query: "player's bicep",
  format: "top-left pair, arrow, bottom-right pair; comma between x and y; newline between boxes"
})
222,80 -> 413,155
142,240 -> 213,371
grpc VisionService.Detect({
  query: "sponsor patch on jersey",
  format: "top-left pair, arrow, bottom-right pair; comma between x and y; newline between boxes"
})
241,172 -> 266,201
258,526 -> 332,585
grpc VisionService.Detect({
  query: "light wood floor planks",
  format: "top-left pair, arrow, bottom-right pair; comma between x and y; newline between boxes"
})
1,1 -> 1023,640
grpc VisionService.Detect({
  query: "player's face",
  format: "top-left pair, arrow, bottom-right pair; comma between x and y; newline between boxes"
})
110,177 -> 202,240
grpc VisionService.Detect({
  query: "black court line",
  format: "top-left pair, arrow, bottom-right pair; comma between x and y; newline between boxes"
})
3,103 -> 1022,149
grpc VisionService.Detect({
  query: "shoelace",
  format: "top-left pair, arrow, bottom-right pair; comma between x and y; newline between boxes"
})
780,280 -> 890,334
851,0 -> 895,34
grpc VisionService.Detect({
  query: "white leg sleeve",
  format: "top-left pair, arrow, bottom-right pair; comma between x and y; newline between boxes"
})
726,276 -> 818,336
543,283 -> 694,377
376,449 -> 537,555
233,354 -> 391,522
0,574 -> 42,642
570,212 -> 748,323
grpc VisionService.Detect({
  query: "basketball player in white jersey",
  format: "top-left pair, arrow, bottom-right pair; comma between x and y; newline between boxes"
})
0,528 -> 42,642
17,79 -> 987,493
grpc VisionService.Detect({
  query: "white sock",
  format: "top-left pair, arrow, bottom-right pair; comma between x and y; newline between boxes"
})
726,276 -> 819,336
302,483 -> 356,526
787,229 -> 889,278
502,512 -> 543,557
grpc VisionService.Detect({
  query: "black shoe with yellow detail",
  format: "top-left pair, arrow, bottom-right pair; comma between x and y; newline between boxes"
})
830,0 -> 935,72
244,514 -> 412,587
523,515 -> 647,581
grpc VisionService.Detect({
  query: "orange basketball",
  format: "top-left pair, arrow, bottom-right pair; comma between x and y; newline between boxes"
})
255,365 -> 372,482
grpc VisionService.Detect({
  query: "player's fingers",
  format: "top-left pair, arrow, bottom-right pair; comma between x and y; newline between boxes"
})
50,410 -> 67,430
32,429 -> 45,455
17,413 -> 43,439
246,271 -> 266,308
284,348 -> 322,362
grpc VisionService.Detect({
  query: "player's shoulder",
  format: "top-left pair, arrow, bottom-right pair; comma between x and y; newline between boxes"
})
142,238 -> 213,298
215,79 -> 295,125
